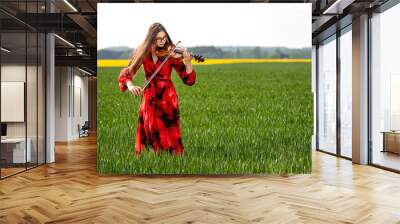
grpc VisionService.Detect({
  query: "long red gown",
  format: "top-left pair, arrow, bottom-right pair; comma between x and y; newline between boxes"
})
118,48 -> 196,155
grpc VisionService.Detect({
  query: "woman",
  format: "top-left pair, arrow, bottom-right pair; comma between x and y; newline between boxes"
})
118,23 -> 196,156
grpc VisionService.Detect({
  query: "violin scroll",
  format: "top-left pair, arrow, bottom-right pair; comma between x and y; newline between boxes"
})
173,48 -> 205,63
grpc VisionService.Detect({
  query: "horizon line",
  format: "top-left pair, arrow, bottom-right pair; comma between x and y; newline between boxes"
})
97,45 -> 312,51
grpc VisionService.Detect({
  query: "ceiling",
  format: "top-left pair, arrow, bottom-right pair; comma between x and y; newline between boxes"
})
0,0 -> 99,75
308,0 -> 390,44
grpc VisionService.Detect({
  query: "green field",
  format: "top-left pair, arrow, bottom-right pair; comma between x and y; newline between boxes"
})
97,63 -> 313,174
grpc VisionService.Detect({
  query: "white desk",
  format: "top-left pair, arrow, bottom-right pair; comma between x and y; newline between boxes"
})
1,138 -> 32,163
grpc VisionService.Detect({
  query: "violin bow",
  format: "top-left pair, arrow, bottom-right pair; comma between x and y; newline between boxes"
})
142,41 -> 181,90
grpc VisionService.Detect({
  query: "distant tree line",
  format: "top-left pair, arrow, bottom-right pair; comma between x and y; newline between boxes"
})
97,46 -> 311,59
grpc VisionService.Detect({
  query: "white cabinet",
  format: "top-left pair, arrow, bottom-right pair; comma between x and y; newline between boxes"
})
1,138 -> 32,163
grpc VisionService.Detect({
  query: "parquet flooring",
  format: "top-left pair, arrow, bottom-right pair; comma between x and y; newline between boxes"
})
1,134 -> 399,223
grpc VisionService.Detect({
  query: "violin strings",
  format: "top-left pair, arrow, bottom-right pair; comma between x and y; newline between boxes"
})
142,41 -> 181,89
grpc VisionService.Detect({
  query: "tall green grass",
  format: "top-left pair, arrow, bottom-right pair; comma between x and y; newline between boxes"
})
97,63 -> 312,174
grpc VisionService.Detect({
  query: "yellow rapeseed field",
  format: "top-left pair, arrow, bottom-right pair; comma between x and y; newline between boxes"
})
97,58 -> 311,67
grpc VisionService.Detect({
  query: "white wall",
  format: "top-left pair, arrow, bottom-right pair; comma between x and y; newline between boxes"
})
1,65 -> 37,138
72,72 -> 89,138
1,65 -> 26,147
54,66 -> 89,141
1,65 -> 26,131
1,63 -> 46,164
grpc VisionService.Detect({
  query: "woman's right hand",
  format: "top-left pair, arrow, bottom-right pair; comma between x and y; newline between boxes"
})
127,81 -> 143,97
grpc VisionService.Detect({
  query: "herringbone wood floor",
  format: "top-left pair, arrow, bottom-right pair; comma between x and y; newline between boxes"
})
1,134 -> 400,224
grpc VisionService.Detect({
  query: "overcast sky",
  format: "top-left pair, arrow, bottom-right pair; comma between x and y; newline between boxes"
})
97,3 -> 311,50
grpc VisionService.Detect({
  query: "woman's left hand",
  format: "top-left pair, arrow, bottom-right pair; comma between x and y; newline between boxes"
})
119,67 -> 131,77
182,47 -> 192,65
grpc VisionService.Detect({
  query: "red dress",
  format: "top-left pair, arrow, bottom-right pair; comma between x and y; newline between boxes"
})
118,48 -> 196,155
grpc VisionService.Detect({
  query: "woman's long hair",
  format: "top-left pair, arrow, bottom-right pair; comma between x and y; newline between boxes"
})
128,23 -> 173,75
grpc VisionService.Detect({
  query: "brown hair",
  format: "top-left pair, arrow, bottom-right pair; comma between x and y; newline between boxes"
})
127,22 -> 173,75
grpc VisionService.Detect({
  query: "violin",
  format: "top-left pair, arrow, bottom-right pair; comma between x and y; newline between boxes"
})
155,43 -> 205,63
142,42 -> 203,90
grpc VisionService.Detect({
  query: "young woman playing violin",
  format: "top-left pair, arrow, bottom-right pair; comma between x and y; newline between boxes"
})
118,23 -> 197,156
